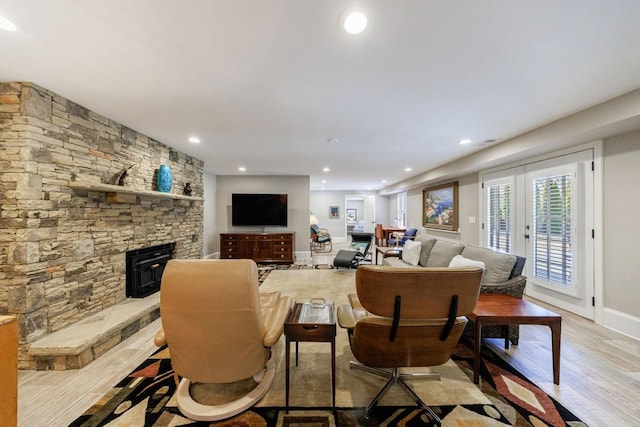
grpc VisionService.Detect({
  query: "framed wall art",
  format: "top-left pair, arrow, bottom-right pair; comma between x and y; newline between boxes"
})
346,208 -> 357,222
423,181 -> 459,231
329,206 -> 340,219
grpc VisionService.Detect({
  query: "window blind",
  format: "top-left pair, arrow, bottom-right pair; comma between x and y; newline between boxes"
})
486,183 -> 511,252
532,174 -> 572,285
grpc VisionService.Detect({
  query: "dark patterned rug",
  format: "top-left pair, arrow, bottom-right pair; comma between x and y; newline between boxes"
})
69,342 -> 585,426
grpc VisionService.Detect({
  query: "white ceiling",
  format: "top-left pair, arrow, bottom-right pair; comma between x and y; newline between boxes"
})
1,1 -> 640,191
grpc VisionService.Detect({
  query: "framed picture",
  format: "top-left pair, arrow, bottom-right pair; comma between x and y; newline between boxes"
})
329,206 -> 339,219
346,208 -> 357,222
423,181 -> 459,231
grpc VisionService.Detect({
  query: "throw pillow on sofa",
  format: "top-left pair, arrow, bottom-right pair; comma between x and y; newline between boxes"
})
449,255 -> 486,281
448,254 -> 485,269
425,239 -> 465,267
402,239 -> 422,266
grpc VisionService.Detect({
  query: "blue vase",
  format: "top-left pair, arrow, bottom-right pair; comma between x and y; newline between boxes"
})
156,164 -> 172,192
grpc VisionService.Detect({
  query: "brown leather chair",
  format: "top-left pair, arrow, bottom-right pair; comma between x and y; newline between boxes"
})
154,259 -> 292,421
337,265 -> 483,423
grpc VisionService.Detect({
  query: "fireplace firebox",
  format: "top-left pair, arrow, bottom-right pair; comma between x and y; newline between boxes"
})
126,243 -> 175,298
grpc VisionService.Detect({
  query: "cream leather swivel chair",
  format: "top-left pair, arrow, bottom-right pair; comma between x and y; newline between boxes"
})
337,265 -> 483,424
154,259 -> 292,421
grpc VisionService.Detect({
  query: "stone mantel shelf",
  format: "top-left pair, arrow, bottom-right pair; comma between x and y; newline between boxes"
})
69,182 -> 204,202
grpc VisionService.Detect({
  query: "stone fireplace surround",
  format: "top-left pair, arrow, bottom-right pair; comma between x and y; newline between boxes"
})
0,82 -> 204,369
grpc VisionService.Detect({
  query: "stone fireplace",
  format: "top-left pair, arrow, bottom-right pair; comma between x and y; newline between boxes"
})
0,82 -> 204,369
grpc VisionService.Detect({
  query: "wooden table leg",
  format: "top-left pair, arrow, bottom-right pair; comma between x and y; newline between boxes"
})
473,319 -> 482,384
331,337 -> 336,409
503,325 -> 510,349
285,336 -> 291,412
550,319 -> 562,385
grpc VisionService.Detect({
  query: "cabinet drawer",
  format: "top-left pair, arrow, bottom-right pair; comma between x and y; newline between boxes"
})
273,246 -> 292,253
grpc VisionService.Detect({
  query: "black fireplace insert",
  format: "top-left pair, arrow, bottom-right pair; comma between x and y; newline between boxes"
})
126,243 -> 175,298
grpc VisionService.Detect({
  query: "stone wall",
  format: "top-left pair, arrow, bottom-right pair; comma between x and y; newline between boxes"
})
0,82 -> 204,368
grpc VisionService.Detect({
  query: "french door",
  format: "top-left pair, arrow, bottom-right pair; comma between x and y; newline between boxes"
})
482,149 -> 596,319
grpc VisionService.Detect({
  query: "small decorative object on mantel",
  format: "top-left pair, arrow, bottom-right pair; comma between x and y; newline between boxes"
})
183,183 -> 193,196
156,164 -> 173,192
116,164 -> 135,186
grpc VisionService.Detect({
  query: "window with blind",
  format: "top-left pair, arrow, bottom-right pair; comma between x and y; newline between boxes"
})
486,183 -> 511,252
532,174 -> 573,285
396,192 -> 407,227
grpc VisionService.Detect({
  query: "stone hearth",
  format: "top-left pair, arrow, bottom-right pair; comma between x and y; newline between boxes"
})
0,82 -> 204,369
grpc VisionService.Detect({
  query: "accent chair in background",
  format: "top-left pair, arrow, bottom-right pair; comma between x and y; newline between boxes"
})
310,224 -> 333,253
387,227 -> 418,247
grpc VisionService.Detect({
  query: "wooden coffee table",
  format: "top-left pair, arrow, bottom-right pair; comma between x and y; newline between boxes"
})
468,294 -> 562,385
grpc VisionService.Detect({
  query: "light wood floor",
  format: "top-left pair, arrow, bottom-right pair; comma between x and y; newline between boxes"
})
17,258 -> 640,426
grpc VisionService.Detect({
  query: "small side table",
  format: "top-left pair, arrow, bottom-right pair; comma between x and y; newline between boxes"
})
469,294 -> 562,385
284,300 -> 336,412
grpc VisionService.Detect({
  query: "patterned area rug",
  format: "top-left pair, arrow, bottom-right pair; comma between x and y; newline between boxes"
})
69,344 -> 585,426
70,268 -> 586,426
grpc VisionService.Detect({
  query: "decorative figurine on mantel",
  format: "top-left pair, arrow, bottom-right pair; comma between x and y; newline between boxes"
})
117,164 -> 135,186
183,183 -> 193,196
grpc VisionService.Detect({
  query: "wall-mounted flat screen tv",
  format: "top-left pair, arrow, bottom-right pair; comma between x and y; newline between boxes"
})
232,193 -> 288,226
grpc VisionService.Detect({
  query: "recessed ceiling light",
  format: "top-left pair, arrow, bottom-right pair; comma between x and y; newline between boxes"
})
0,15 -> 18,32
322,167 -> 330,172
404,167 -> 412,172
340,9 -> 368,34
459,138 -> 473,145
382,180 -> 387,184
321,180 -> 327,184
188,136 -> 200,144
238,166 -> 246,172
326,138 -> 339,144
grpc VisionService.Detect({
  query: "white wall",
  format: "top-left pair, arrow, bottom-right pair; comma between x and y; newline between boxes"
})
214,175 -> 310,261
310,191 -> 348,240
402,173 -> 480,244
203,172 -> 217,258
603,131 -> 640,319
310,191 -> 384,240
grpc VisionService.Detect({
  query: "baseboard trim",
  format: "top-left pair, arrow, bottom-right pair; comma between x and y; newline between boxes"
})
602,308 -> 640,341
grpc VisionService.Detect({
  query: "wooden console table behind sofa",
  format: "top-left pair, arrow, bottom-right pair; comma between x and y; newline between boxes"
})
220,232 -> 295,264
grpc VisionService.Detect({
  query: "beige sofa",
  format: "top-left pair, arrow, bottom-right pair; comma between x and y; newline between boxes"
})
382,234 -> 527,345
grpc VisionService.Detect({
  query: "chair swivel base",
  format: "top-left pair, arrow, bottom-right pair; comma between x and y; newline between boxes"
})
176,359 -> 275,421
349,361 -> 443,425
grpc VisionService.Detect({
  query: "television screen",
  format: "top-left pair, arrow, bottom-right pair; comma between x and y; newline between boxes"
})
232,193 -> 288,226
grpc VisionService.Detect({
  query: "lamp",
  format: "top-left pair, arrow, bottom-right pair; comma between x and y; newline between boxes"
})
310,213 -> 319,226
